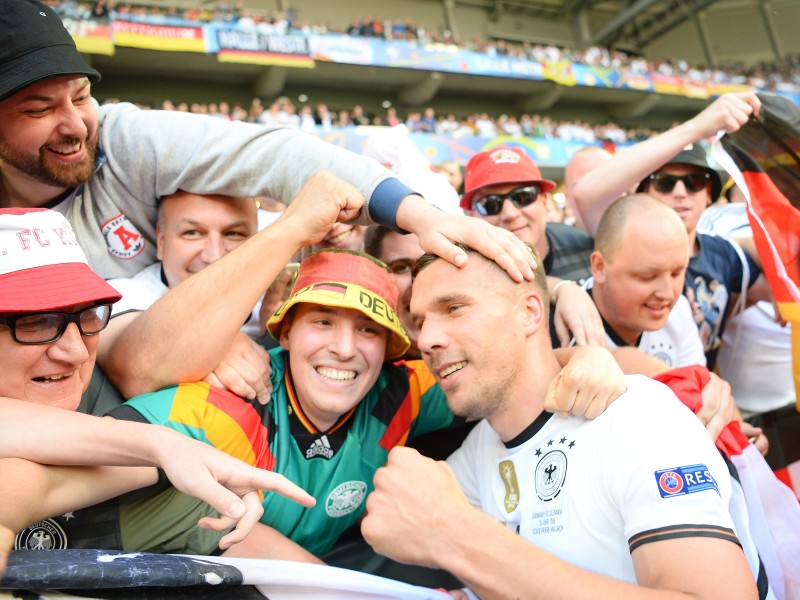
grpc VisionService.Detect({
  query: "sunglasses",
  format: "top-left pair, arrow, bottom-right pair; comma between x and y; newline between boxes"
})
0,304 -> 112,345
646,172 -> 711,194
472,185 -> 542,216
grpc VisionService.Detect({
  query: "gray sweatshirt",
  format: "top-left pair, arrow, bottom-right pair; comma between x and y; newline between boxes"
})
50,102 -> 415,279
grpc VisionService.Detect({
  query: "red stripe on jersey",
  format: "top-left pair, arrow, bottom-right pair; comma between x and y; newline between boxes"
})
205,386 -> 276,472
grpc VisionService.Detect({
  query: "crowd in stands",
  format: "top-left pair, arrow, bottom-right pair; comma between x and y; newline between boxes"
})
46,0 -> 800,94
109,97 -> 658,145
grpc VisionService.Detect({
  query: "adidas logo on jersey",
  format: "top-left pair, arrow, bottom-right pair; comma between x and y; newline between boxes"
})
306,435 -> 334,459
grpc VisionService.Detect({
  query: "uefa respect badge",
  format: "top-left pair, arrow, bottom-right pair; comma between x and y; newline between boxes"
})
654,464 -> 719,499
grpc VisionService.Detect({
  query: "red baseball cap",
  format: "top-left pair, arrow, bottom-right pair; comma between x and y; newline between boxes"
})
0,208 -> 121,313
460,147 -> 556,211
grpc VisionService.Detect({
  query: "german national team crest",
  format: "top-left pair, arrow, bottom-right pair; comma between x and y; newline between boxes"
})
325,481 -> 367,517
15,519 -> 68,550
101,212 -> 144,259
534,450 -> 568,502
654,464 -> 719,498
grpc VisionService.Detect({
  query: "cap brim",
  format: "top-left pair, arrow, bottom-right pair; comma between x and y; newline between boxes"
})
267,282 -> 410,359
0,44 -> 100,101
0,263 -> 121,313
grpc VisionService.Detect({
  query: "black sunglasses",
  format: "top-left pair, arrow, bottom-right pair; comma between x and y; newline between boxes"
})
646,172 -> 711,194
472,185 -> 542,216
0,304 -> 112,345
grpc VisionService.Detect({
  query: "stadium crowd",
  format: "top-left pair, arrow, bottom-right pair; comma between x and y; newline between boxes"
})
45,0 -> 800,93
2,0 -> 800,597
109,96 -> 658,145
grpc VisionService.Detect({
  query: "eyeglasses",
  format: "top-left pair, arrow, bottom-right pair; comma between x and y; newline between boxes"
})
0,304 -> 112,345
472,185 -> 542,216
646,172 -> 711,194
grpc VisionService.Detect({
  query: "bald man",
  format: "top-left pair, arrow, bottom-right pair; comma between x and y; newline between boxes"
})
587,194 -> 706,368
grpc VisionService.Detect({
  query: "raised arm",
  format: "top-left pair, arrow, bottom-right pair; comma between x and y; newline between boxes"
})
396,194 -> 536,283
0,398 -> 314,548
572,92 -> 761,236
100,171 -> 364,398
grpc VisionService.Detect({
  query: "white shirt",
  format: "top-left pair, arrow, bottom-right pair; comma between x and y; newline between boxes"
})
448,376 -> 735,583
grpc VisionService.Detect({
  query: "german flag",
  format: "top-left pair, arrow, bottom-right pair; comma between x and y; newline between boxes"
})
713,94 -> 800,396
712,94 -> 800,499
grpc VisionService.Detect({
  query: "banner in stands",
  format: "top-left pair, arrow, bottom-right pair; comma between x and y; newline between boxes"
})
61,17 -> 114,56
112,21 -> 206,53
214,29 -> 315,67
306,35 -> 546,80
62,16 -> 781,102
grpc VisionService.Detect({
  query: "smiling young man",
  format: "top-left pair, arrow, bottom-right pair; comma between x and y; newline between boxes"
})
571,93 -> 772,369
110,249 -> 455,560
587,194 -> 706,368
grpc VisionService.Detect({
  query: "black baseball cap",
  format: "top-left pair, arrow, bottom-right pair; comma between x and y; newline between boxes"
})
637,143 -> 722,201
0,0 -> 100,102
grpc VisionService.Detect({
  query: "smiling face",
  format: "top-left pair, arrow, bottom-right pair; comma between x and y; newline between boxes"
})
591,205 -> 689,345
0,303 -> 99,410
469,182 -> 549,257
0,75 -> 99,200
156,191 -> 257,287
280,303 -> 389,431
411,257 -> 531,422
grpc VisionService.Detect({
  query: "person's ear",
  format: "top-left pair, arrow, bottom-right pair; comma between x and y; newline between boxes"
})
156,220 -> 165,261
279,316 -> 292,351
520,289 -> 546,337
590,250 -> 606,283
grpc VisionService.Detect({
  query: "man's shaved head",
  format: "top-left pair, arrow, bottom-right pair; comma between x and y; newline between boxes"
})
594,193 -> 686,261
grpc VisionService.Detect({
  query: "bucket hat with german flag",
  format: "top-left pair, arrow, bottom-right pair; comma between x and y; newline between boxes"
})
266,249 -> 410,359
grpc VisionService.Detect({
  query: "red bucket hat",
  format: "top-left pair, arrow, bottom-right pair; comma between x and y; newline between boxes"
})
460,147 -> 556,211
0,208 -> 121,313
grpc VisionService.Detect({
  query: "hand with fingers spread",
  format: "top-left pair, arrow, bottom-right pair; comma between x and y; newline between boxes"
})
547,345 -> 627,419
396,195 -> 537,283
